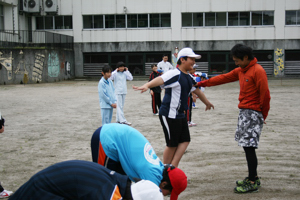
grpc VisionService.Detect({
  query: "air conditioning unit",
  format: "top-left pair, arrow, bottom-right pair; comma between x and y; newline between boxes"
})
44,0 -> 58,13
28,0 -> 40,13
19,0 -> 29,13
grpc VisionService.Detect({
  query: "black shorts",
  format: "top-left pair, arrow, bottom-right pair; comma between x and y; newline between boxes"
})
159,115 -> 190,147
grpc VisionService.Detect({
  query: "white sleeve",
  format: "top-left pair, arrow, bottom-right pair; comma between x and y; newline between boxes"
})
110,69 -> 118,80
125,70 -> 133,81
168,62 -> 173,70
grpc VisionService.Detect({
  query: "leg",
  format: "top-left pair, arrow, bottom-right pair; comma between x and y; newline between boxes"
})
151,93 -> 157,114
189,96 -> 192,122
121,94 -> 126,121
101,108 -> 110,125
116,94 -> 126,123
163,146 -> 177,164
186,96 -> 190,122
108,108 -> 113,123
243,147 -> 258,182
154,92 -> 161,113
165,142 -> 190,167
156,92 -> 161,110
160,115 -> 190,167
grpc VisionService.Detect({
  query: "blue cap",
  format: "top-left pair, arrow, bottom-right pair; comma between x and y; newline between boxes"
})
200,73 -> 209,79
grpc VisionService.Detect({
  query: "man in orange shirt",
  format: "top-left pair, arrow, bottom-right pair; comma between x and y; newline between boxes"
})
197,44 -> 271,193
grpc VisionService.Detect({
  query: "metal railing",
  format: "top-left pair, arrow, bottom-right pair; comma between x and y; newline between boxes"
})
0,30 -> 73,49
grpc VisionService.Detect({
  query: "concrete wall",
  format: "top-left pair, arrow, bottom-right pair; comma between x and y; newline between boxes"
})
0,49 -> 75,85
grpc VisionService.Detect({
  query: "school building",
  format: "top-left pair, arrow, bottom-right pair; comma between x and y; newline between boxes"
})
0,0 -> 300,84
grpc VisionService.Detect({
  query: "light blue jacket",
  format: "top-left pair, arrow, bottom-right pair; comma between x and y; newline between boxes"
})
110,70 -> 133,94
98,77 -> 116,109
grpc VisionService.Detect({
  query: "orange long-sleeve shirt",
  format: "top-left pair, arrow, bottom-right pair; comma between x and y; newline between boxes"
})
198,58 -> 271,120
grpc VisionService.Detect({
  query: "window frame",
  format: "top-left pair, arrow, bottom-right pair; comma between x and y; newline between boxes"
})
36,15 -> 73,30
285,10 -> 300,25
182,11 -> 273,28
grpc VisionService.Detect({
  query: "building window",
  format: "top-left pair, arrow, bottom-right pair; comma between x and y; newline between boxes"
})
138,14 -> 148,28
83,13 -> 170,29
182,11 -> 273,28
127,14 -> 148,28
204,12 -> 226,26
127,14 -> 137,28
150,14 -> 171,27
116,15 -> 126,28
0,5 -> 4,30
228,12 -> 250,26
286,10 -> 300,25
55,16 -> 72,29
45,16 -> 54,29
182,13 -> 203,27
252,11 -> 274,26
105,15 -> 115,28
83,15 -> 103,29
36,16 -> 73,30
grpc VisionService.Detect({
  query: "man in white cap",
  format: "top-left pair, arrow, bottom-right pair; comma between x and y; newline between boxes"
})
133,47 -> 214,168
9,160 -> 163,200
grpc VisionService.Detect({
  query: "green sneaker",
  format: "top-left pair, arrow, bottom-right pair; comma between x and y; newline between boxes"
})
234,180 -> 259,193
236,177 -> 261,187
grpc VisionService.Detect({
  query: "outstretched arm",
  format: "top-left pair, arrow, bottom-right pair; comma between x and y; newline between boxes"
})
192,88 -> 214,111
133,77 -> 164,93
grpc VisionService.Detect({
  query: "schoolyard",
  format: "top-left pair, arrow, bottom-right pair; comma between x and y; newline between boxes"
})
0,78 -> 299,200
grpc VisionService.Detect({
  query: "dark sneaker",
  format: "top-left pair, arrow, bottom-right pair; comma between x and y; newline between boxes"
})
236,177 -> 261,187
234,180 -> 259,193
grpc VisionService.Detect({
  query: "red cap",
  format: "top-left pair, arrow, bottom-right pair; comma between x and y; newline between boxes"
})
168,167 -> 187,200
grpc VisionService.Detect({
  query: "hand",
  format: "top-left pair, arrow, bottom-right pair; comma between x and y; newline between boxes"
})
150,90 -> 154,96
132,85 -> 149,93
205,102 -> 214,111
111,103 -> 117,108
125,67 -> 128,71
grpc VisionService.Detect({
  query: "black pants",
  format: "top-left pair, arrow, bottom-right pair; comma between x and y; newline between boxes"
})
243,147 -> 258,181
186,95 -> 193,122
151,92 -> 161,114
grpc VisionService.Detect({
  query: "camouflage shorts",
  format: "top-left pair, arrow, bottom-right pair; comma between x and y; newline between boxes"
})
235,109 -> 264,148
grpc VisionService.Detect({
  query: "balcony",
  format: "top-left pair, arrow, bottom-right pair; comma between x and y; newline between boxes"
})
0,30 -> 73,50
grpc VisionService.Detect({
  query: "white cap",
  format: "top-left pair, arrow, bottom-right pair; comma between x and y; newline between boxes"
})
131,180 -> 164,200
177,47 -> 201,59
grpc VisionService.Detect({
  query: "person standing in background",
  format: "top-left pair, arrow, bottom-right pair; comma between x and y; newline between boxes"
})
98,65 -> 117,125
157,54 -> 173,74
149,64 -> 162,116
0,112 -> 13,198
110,61 -> 133,126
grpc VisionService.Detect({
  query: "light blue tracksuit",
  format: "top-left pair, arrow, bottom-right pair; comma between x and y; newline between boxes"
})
98,77 -> 116,125
110,69 -> 133,123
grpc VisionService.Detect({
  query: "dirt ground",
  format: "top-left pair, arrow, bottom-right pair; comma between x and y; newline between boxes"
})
0,78 -> 299,200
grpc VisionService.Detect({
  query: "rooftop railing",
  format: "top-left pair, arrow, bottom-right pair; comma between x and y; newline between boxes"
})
0,30 -> 73,50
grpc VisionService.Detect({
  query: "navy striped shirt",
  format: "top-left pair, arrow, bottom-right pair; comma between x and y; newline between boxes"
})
159,68 -> 197,119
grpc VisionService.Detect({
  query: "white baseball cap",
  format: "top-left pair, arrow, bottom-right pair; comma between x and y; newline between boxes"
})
177,47 -> 201,59
131,180 -> 163,200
